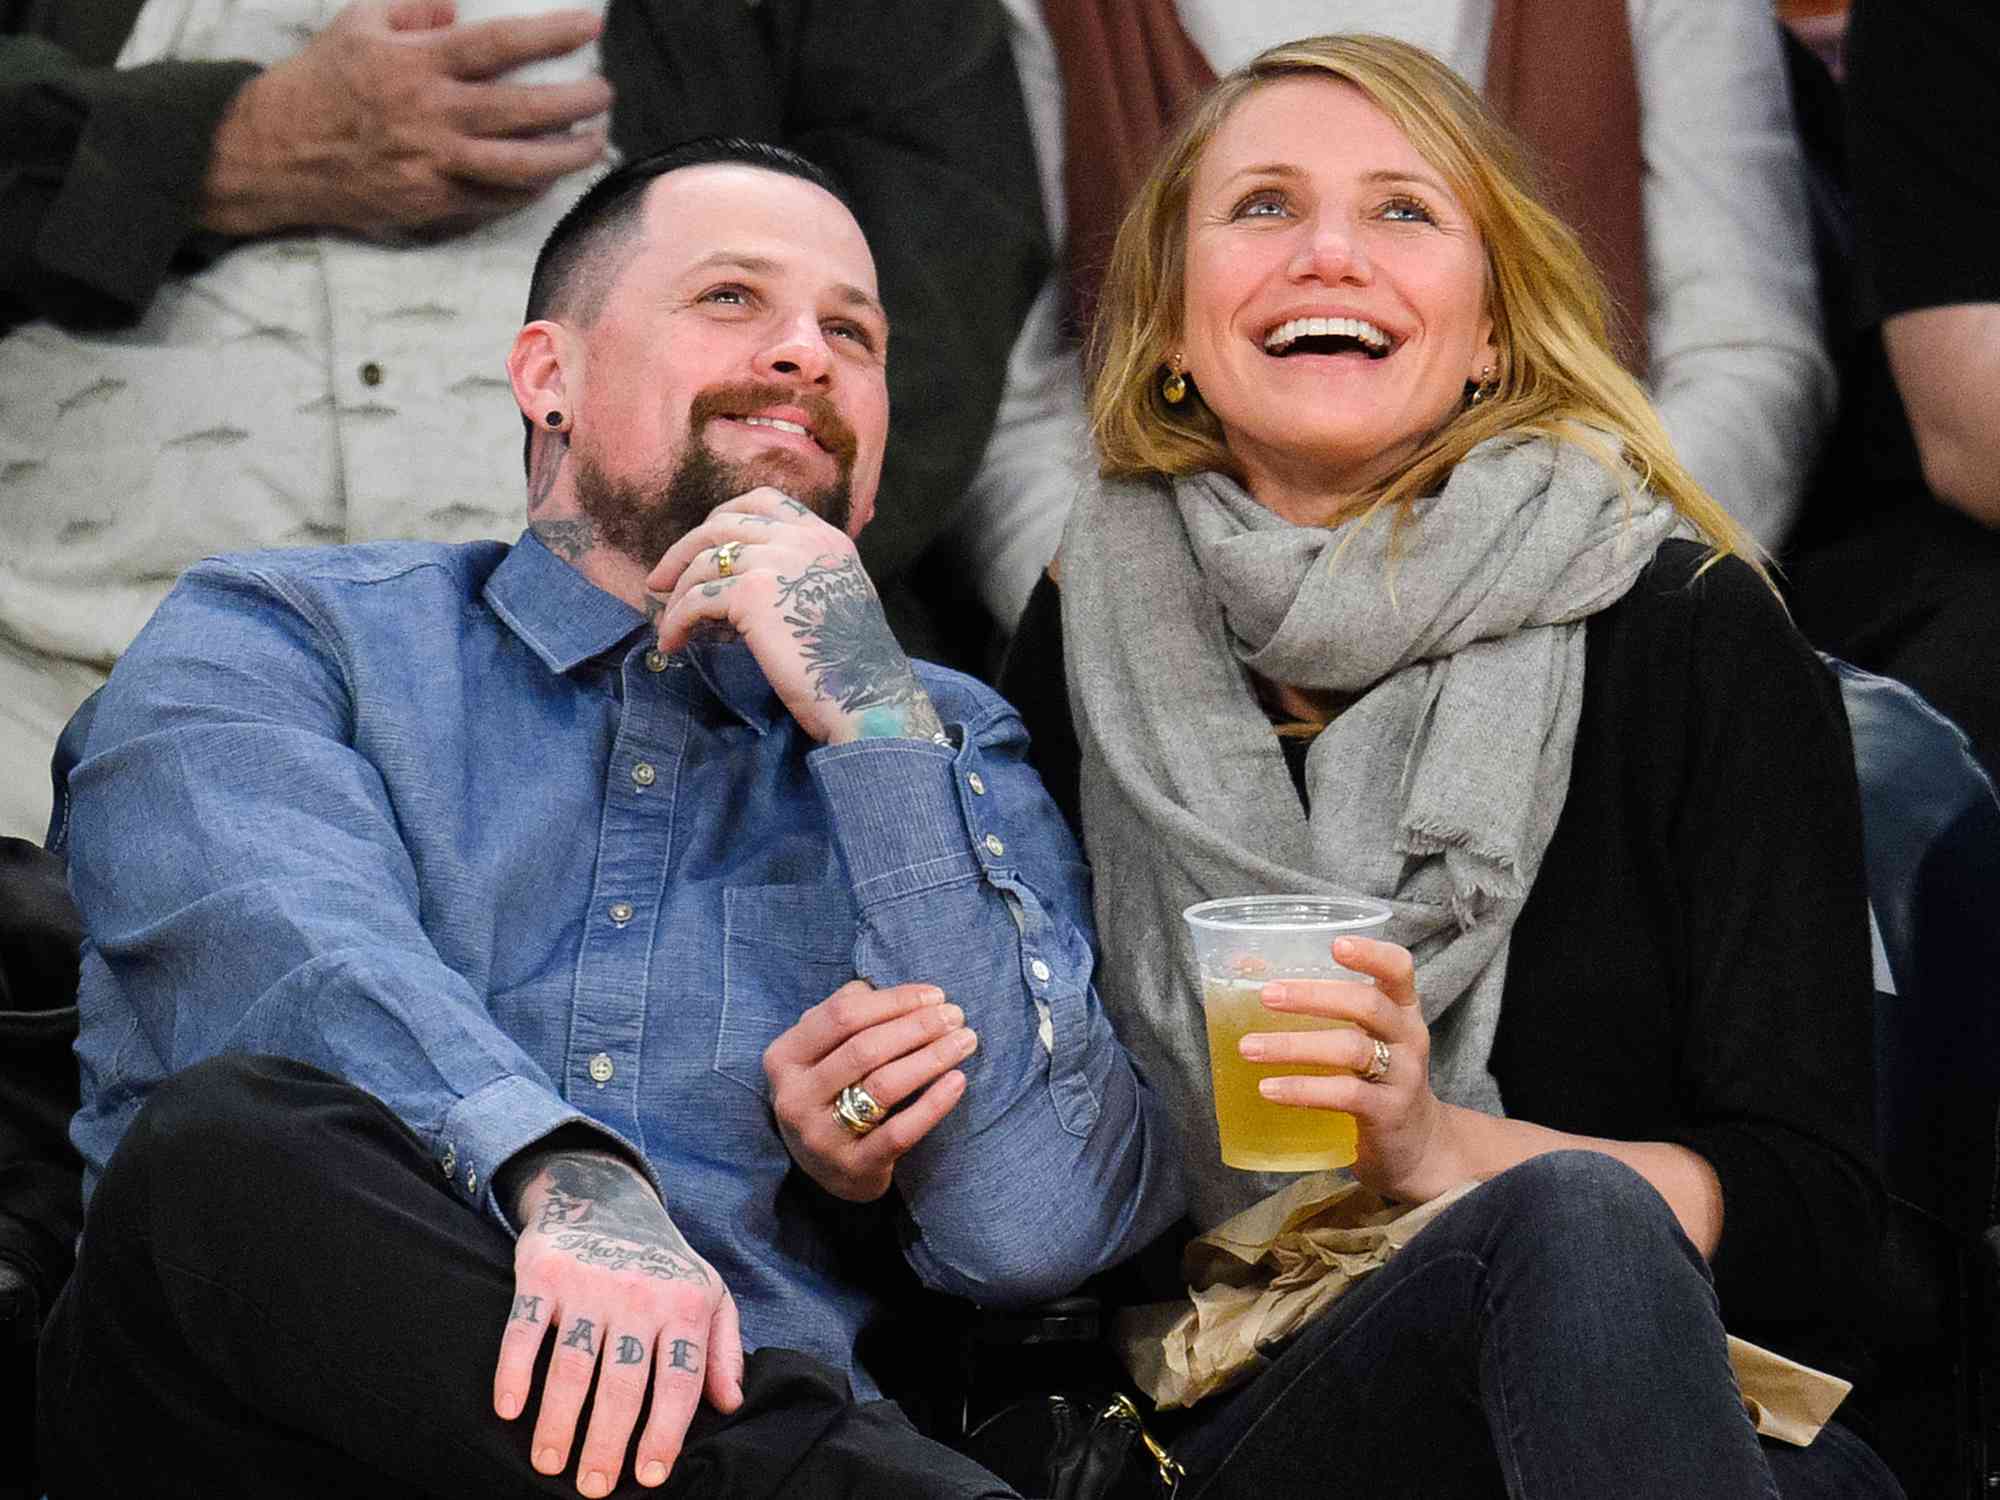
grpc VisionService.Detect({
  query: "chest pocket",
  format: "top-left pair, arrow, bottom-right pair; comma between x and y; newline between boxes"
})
715,884 -> 858,1097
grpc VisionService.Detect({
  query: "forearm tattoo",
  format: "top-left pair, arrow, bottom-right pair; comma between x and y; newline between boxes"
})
774,555 -> 943,740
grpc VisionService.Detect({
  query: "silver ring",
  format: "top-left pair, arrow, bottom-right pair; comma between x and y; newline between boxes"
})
714,540 -> 743,578
1361,1037 -> 1392,1084
833,1083 -> 887,1136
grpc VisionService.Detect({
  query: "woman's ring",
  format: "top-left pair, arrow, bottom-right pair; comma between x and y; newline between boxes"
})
833,1083 -> 888,1136
1362,1037 -> 1392,1084
714,540 -> 743,578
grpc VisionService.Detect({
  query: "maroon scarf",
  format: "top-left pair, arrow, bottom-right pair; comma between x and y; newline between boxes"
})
1043,0 -> 1649,374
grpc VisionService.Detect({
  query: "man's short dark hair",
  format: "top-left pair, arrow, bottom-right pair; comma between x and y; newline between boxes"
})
519,137 -> 851,470
525,136 -> 850,330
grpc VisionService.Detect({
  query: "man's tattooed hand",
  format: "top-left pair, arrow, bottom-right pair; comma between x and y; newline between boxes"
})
774,555 -> 944,741
532,1154 -> 669,1240
497,1147 -> 742,1487
552,1232 -> 711,1282
522,1154 -> 713,1280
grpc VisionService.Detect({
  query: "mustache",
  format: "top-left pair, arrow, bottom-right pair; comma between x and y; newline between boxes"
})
686,382 -> 859,467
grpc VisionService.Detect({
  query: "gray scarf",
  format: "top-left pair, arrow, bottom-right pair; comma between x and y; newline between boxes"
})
1062,434 -> 1679,1228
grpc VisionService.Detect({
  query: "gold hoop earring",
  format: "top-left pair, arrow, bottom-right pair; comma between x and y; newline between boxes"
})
1162,356 -> 1188,405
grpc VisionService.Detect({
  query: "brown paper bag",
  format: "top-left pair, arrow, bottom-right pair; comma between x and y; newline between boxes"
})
1114,1173 -> 1849,1446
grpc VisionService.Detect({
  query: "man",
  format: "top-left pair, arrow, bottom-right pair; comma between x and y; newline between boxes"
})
1785,0 -> 2000,785
38,139 -> 1178,1498
0,0 -> 1048,841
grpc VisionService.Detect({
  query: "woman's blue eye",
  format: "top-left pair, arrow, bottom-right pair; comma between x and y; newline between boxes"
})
1233,192 -> 1288,220
1382,197 -> 1435,224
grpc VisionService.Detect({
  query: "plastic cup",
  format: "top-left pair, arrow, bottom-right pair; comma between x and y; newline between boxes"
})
1181,895 -> 1392,1172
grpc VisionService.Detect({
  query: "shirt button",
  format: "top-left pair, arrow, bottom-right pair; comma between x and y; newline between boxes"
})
359,360 -> 383,387
983,833 -> 1005,858
967,773 -> 987,796
1030,958 -> 1051,983
440,1142 -> 457,1177
588,1053 -> 615,1085
631,761 -> 656,788
644,650 -> 668,673
608,901 -> 634,926
465,1166 -> 479,1195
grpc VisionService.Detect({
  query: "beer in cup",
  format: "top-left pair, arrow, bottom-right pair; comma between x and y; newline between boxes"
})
1182,895 -> 1392,1172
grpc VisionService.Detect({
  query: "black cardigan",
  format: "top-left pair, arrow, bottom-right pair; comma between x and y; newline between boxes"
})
1001,539 -> 1883,1379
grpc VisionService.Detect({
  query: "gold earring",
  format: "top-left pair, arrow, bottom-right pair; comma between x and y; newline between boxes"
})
1467,364 -> 1498,408
1162,356 -> 1188,405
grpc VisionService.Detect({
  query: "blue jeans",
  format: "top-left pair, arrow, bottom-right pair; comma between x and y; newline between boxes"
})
1167,1152 -> 1903,1500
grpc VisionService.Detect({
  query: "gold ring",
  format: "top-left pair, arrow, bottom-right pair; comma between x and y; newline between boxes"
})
833,1083 -> 887,1136
714,540 -> 743,578
1361,1037 -> 1392,1084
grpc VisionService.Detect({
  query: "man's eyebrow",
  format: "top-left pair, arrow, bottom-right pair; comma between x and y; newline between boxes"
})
684,252 -> 886,320
832,283 -> 885,320
687,251 -> 781,278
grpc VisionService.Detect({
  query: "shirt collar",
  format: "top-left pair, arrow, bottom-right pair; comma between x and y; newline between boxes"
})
484,530 -> 647,674
485,531 -> 784,733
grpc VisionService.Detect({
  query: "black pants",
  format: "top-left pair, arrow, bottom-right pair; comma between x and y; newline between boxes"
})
36,1056 -> 1017,1500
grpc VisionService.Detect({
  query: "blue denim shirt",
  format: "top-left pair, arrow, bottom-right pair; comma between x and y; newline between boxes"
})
61,533 -> 1182,1393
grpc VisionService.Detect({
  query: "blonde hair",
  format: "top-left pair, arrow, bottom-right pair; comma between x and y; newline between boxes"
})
1088,33 -> 1764,575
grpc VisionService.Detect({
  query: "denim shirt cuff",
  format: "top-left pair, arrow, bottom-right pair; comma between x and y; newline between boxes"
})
808,734 -> 987,904
437,1074 -> 651,1232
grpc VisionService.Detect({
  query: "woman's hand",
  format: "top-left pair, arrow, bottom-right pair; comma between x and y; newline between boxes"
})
762,979 -> 977,1201
1244,936 -> 1460,1203
1250,938 -> 1726,1246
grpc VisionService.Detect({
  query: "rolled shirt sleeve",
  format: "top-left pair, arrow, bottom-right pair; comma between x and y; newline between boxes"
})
809,676 -> 1185,1305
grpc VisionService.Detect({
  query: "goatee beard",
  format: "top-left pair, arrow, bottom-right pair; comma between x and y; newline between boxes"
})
571,385 -> 855,572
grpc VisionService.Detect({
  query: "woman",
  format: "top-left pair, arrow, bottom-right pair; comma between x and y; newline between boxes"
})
1000,34 -> 1900,1500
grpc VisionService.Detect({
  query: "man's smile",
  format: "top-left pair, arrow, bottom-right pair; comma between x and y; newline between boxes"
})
714,404 -> 829,455
690,383 -> 860,468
